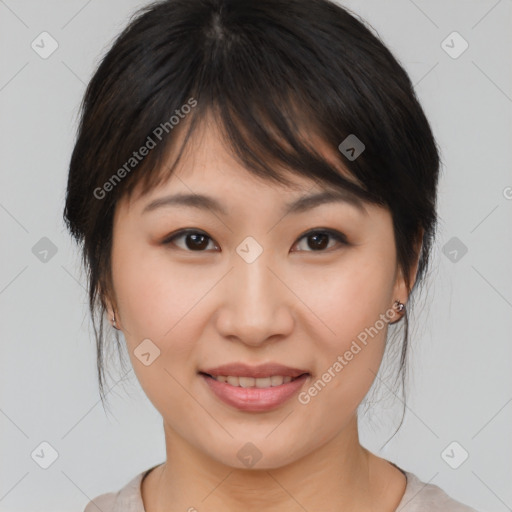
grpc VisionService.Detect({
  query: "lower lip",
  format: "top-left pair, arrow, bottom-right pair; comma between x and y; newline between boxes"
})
200,373 -> 309,412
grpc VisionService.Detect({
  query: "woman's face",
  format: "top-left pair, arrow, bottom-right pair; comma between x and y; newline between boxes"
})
107,121 -> 412,469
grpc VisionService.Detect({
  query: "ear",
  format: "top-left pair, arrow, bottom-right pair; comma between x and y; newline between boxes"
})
99,282 -> 118,328
391,228 -> 424,318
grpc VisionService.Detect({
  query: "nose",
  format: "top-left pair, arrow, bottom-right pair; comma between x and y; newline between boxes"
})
214,250 -> 294,347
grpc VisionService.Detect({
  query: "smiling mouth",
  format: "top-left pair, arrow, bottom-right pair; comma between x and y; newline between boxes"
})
199,372 -> 309,388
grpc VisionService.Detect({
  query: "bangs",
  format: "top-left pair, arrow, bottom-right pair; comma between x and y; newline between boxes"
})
123,96 -> 383,208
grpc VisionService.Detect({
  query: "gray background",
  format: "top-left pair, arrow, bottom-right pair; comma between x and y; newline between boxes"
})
0,0 -> 511,510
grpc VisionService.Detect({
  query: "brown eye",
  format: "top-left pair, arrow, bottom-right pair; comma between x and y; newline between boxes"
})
162,228 -> 347,253
163,230 -> 217,251
292,229 -> 347,252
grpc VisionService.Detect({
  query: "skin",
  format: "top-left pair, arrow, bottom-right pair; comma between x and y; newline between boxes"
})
104,117 -> 421,512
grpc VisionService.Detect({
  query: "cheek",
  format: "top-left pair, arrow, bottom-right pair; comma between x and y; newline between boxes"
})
110,245 -> 221,410
112,243 -> 210,339
295,252 -> 395,410
298,249 -> 395,346
111,245 -> 211,415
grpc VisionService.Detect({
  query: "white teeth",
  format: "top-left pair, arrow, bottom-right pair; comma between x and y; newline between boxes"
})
238,376 -> 255,388
211,375 -> 297,387
271,375 -> 285,386
226,376 -> 239,386
256,377 -> 271,388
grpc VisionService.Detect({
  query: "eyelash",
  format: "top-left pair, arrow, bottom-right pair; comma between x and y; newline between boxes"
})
161,228 -> 348,253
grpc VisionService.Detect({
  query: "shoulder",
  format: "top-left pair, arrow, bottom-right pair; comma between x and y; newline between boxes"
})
397,470 -> 479,512
82,466 -> 155,512
83,491 -> 118,512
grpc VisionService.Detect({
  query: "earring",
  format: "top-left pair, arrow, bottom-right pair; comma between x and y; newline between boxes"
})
394,300 -> 405,313
112,312 -> 120,330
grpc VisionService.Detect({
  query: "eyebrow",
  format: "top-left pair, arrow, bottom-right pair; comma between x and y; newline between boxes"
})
142,189 -> 367,216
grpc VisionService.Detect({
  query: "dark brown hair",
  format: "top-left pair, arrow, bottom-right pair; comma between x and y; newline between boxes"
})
63,0 -> 441,428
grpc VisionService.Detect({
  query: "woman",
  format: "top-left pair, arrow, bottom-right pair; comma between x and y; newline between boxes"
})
63,0 -> 478,510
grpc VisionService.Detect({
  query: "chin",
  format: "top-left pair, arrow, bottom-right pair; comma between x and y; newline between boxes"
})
200,436 -> 310,471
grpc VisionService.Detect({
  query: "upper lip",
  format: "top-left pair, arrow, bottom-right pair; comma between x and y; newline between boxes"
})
200,363 -> 310,379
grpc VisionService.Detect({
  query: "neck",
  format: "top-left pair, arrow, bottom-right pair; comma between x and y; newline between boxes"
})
142,415 -> 405,512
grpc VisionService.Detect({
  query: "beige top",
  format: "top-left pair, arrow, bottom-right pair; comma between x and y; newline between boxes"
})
83,463 -> 478,512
